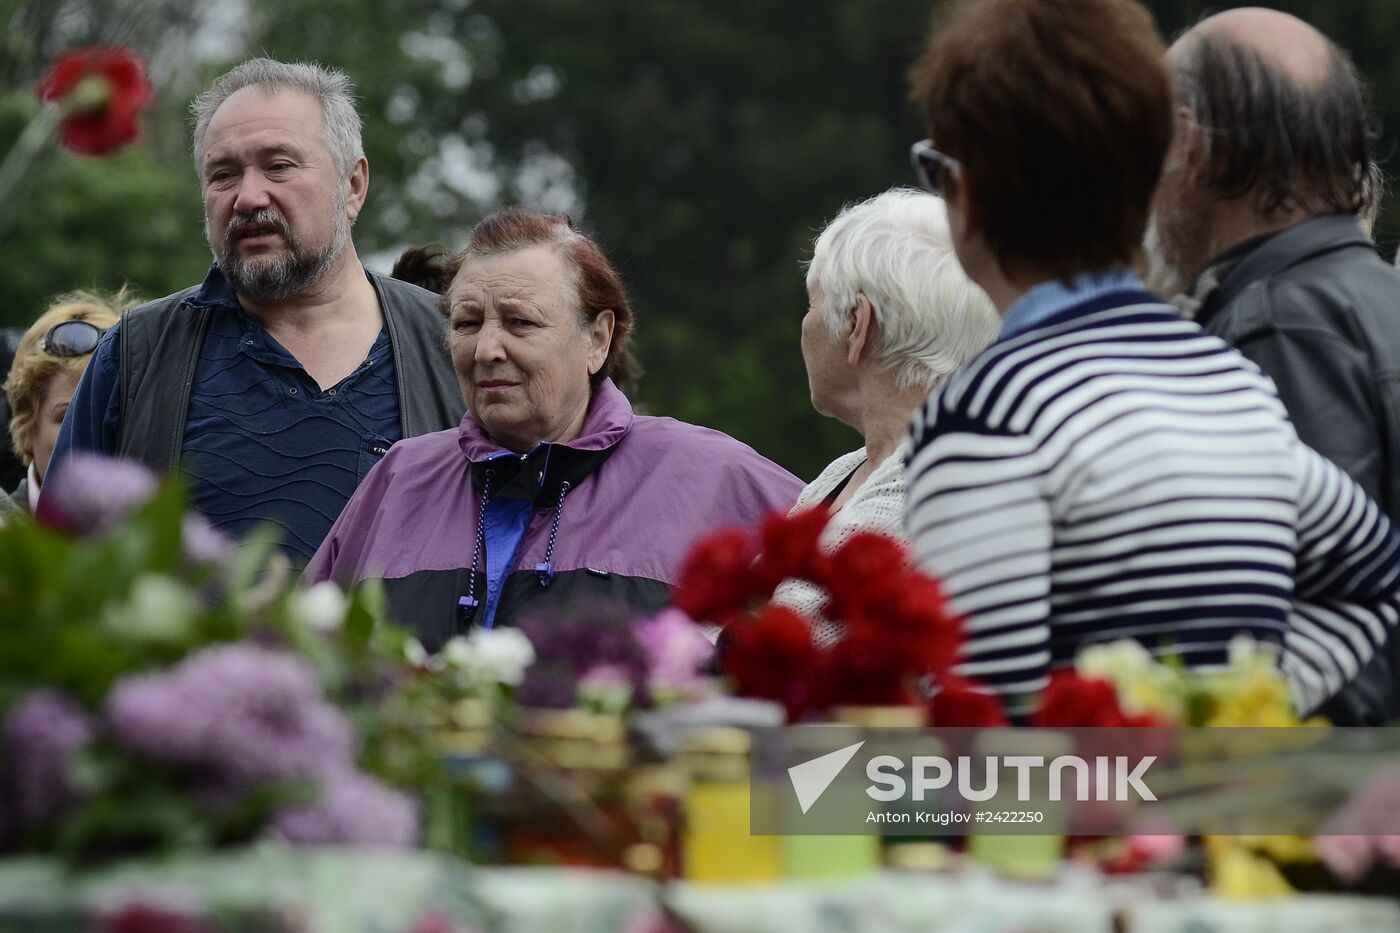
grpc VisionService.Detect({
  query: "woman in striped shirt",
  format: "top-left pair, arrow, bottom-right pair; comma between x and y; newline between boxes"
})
902,0 -> 1399,720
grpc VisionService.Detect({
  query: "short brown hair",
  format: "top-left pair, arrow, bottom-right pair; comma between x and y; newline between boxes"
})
445,208 -> 635,387
5,289 -> 129,464
909,0 -> 1172,280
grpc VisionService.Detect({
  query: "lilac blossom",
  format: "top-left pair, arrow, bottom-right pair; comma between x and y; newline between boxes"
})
182,513 -> 233,567
35,452 -> 158,535
2,689 -> 93,828
268,768 -> 419,847
635,608 -> 714,695
515,608 -> 651,710
104,643 -> 352,789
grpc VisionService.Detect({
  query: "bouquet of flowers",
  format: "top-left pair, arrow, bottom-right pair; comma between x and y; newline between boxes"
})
669,508 -> 967,721
0,454 -> 440,862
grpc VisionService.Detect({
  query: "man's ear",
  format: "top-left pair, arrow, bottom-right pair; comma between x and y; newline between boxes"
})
848,293 -> 875,366
345,156 -> 370,220
1177,106 -> 1207,173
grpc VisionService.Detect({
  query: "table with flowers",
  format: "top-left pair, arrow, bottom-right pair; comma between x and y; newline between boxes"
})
3,457 -> 1400,932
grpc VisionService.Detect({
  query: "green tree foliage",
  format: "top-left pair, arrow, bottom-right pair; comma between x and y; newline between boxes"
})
0,0 -> 218,326
1,0 -> 1398,477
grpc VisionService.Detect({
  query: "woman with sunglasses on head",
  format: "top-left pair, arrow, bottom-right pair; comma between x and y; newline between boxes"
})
3,290 -> 127,511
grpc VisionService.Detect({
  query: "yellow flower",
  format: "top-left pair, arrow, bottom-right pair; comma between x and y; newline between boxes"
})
1076,639 -> 1186,721
1201,636 -> 1328,728
1206,835 -> 1298,898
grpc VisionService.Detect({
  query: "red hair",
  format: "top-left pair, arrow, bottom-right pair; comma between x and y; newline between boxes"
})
446,208 -> 635,386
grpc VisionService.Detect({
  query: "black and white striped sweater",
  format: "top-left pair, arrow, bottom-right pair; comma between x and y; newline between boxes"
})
904,289 -> 1400,717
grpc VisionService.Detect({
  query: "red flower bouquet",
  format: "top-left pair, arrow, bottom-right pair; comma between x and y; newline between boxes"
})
673,509 -> 980,721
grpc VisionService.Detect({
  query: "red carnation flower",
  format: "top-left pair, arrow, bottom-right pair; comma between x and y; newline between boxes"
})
824,532 -> 910,617
1031,670 -> 1131,728
721,604 -> 820,720
39,47 -> 153,156
751,507 -> 832,591
817,628 -> 918,708
673,526 -> 762,622
927,674 -> 1009,727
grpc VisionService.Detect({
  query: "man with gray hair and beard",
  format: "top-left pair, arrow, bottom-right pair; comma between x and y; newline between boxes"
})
48,58 -> 463,562
1146,9 -> 1400,722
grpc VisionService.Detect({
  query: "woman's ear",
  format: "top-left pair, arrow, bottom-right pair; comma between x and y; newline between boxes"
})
943,169 -> 979,244
848,293 -> 875,366
586,309 -> 615,375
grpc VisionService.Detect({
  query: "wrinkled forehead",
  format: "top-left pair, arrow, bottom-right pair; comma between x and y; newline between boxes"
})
204,86 -> 327,158
449,245 -> 580,313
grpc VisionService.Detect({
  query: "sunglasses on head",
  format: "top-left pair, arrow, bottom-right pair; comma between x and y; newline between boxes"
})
42,320 -> 107,358
910,139 -> 962,197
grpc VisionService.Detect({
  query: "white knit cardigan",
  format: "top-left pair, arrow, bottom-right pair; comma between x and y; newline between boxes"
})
770,445 -> 909,646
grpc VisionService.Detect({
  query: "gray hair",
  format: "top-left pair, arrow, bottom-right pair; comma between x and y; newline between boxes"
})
1173,32 -> 1377,220
190,58 -> 364,179
805,188 -> 999,392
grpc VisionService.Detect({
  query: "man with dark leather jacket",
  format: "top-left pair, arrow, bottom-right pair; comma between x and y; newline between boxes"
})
1147,9 -> 1400,723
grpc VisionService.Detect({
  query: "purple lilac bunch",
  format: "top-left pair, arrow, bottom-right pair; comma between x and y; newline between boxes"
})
515,608 -> 652,710
269,768 -> 419,847
32,452 -> 233,568
34,452 -> 158,536
105,643 -> 352,789
104,643 -> 417,847
0,689 -> 94,834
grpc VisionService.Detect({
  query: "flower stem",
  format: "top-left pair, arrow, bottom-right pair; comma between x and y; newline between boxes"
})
0,104 -> 63,241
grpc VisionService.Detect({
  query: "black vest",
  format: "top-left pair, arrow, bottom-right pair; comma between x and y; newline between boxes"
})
114,272 -> 465,472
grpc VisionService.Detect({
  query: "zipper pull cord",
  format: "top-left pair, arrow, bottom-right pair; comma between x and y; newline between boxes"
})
535,481 -> 571,588
457,469 -> 494,625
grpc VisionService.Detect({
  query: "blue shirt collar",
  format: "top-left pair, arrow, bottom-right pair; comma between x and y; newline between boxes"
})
189,264 -> 243,312
998,268 -> 1145,341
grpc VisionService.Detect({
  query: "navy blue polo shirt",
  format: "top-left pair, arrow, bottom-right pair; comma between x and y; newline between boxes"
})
48,266 -> 402,562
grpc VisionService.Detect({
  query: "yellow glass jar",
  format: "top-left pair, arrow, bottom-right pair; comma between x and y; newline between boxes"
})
680,727 -> 783,883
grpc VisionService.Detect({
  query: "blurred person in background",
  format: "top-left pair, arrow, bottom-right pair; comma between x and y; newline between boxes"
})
1146,8 -> 1400,722
47,58 -> 463,563
903,0 -> 1400,721
306,207 -> 802,648
774,188 -> 997,644
391,242 -> 454,296
0,327 -> 29,492
4,291 -> 125,512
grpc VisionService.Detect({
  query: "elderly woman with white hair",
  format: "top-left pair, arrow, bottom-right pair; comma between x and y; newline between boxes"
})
777,188 -> 999,643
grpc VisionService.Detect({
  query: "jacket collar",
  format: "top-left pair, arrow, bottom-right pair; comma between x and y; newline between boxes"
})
456,379 -> 634,501
1198,214 -> 1379,326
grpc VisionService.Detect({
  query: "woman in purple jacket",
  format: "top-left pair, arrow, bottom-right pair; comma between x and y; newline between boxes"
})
304,208 -> 802,649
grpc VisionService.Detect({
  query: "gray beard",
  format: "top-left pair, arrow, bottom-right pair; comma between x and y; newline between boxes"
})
207,196 -> 351,305
1142,212 -> 1190,302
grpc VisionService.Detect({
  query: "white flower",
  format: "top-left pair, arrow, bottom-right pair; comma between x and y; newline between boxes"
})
289,582 -> 347,633
102,574 -> 197,643
1227,633 -> 1279,672
403,638 -> 430,668
442,628 -> 536,688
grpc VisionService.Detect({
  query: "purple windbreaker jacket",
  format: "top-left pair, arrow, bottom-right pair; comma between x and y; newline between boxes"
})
304,379 -> 802,648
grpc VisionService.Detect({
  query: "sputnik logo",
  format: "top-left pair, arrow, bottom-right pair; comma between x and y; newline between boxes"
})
788,740 -> 865,814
